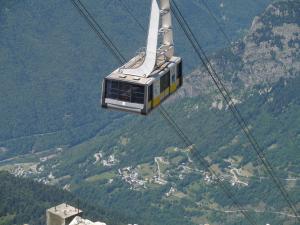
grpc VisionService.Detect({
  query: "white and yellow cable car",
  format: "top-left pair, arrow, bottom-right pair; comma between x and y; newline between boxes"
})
101,0 -> 182,115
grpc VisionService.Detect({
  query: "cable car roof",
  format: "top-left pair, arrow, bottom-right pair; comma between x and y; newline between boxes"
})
106,56 -> 181,85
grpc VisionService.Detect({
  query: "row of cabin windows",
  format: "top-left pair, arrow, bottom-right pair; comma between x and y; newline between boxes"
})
106,61 -> 182,104
160,61 -> 183,93
106,80 -> 145,104
148,60 -> 182,101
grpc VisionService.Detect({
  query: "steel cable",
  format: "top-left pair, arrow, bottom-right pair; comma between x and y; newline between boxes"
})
69,1 -> 260,224
171,0 -> 300,221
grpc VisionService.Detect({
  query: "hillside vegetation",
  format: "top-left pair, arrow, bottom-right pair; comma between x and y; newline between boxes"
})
0,0 -> 271,159
1,0 -> 299,225
0,171 -> 133,225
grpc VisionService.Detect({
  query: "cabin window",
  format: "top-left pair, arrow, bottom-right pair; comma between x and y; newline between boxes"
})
153,81 -> 160,97
169,65 -> 176,83
177,60 -> 182,79
177,60 -> 183,86
148,85 -> 153,101
160,71 -> 170,92
106,80 -> 145,104
171,71 -> 176,83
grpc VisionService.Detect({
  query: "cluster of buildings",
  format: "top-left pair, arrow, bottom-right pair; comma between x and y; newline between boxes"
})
10,163 -> 40,178
118,167 -> 146,190
93,152 -> 119,167
203,171 -> 218,184
165,187 -> 177,197
152,174 -> 168,185
117,157 -> 198,190
102,154 -> 118,167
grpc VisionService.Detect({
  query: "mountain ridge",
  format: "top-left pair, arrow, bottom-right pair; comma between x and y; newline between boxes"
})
180,0 -> 300,100
0,1 -> 299,225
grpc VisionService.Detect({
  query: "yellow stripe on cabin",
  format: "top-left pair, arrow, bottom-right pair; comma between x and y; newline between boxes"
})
159,92 -> 165,99
170,83 -> 177,93
153,96 -> 160,107
152,86 -> 174,108
165,87 -> 170,96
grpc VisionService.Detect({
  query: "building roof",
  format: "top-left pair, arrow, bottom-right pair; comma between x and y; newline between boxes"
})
47,203 -> 82,219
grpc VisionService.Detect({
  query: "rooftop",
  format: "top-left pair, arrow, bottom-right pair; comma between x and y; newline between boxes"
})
106,56 -> 181,85
47,203 -> 82,219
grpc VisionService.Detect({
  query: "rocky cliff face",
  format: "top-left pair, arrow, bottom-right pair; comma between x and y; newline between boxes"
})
180,0 -> 300,99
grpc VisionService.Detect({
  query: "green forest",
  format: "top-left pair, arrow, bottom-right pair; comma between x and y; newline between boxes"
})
0,171 -> 133,225
0,0 -> 299,225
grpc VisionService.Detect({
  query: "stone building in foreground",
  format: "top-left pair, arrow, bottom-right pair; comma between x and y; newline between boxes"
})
46,203 -> 106,225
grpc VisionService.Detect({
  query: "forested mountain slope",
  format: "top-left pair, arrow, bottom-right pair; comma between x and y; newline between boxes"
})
1,1 -> 299,225
0,171 -> 132,225
180,0 -> 300,98
0,0 -> 271,159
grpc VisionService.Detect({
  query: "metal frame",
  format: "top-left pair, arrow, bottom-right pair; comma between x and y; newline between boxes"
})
121,0 -> 173,77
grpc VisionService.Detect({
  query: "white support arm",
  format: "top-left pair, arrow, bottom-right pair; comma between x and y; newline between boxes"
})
121,0 -> 174,77
121,0 -> 160,77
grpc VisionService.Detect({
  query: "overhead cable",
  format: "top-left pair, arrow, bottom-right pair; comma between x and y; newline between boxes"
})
71,1 -> 259,224
170,0 -> 299,221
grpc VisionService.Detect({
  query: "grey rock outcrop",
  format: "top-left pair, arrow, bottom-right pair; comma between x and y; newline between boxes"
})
179,0 -> 300,99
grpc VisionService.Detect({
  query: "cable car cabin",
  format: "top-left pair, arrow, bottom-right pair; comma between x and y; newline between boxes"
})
101,56 -> 182,115
101,0 -> 182,115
